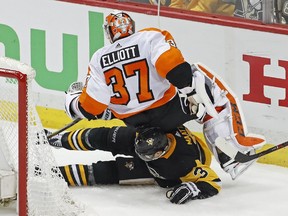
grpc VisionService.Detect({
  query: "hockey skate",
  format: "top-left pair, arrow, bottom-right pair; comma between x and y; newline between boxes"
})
218,149 -> 256,180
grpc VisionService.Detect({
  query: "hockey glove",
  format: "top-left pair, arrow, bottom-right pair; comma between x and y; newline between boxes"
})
44,129 -> 63,149
65,82 -> 113,121
178,64 -> 218,121
166,182 -> 200,204
179,92 -> 206,121
65,81 -> 87,120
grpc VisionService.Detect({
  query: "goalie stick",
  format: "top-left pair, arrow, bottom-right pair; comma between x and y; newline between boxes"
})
46,117 -> 82,139
216,137 -> 288,163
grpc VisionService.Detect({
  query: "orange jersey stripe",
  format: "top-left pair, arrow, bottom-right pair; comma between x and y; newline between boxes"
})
79,88 -> 108,116
155,48 -> 185,78
79,83 -> 176,119
140,27 -> 185,78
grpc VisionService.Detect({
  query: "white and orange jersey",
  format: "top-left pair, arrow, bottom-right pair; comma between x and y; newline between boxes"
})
79,28 -> 186,119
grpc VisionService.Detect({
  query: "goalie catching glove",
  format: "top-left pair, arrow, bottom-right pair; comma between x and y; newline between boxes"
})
166,182 -> 200,204
178,64 -> 218,122
65,81 -> 112,120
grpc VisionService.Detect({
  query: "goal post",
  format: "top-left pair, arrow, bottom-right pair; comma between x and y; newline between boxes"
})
0,57 -> 85,215
0,66 -> 29,214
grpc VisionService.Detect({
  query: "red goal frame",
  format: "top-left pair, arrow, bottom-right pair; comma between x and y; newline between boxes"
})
0,69 -> 28,216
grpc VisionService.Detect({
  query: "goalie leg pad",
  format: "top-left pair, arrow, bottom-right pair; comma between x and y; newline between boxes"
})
200,62 -> 266,156
204,107 -> 249,157
190,63 -> 266,179
203,105 -> 265,162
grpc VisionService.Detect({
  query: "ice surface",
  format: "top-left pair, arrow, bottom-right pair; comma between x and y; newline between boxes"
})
1,147 -> 288,216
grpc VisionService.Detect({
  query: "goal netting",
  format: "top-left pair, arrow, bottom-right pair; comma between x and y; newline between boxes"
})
0,57 -> 85,216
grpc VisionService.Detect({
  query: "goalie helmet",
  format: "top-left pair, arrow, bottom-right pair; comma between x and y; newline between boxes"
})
135,127 -> 169,161
103,10 -> 135,43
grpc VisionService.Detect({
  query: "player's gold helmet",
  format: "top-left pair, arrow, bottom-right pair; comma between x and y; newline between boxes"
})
103,10 -> 135,43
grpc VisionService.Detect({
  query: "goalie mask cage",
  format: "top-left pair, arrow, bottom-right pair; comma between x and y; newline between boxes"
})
0,57 -> 85,216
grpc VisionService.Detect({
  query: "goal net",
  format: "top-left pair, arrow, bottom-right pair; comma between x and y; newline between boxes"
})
0,57 -> 85,216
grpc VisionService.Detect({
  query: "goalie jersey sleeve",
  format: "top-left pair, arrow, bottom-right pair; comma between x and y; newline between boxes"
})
79,28 -> 187,119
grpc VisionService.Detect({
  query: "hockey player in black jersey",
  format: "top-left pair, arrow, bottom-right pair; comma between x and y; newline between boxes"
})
47,125 -> 221,204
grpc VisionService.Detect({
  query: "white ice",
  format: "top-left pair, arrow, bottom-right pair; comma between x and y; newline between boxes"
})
1,148 -> 288,216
